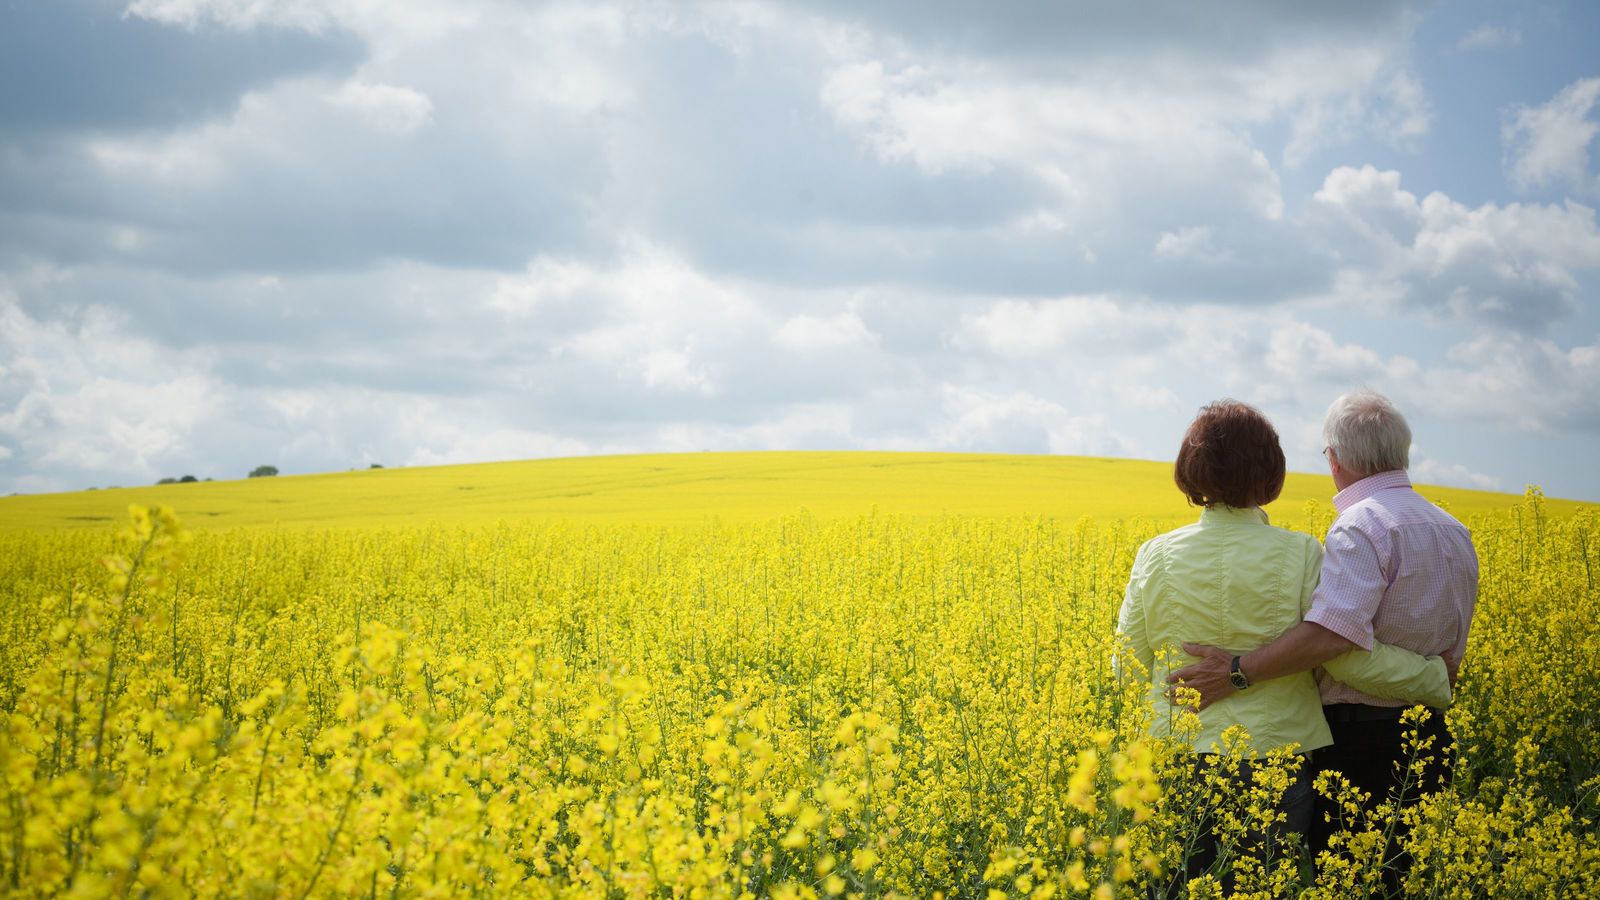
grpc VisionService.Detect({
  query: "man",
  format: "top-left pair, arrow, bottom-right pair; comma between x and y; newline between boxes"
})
1167,389 -> 1479,876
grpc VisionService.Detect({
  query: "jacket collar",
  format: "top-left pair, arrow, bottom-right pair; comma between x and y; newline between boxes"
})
1199,504 -> 1270,526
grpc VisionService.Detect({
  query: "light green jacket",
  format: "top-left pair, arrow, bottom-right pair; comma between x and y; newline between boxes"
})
1115,505 -> 1452,755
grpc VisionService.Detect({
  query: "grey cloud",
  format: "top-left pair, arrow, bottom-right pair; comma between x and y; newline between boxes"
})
695,215 -> 1335,305
0,0 -> 1398,300
594,23 -> 1052,288
217,350 -> 495,398
791,0 -> 1414,66
4,265 -> 483,349
4,1 -> 1600,501
0,104 -> 607,275
1,4 -> 616,277
0,0 -> 363,138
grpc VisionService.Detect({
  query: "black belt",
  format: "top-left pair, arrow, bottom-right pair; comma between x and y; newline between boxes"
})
1322,703 -> 1435,723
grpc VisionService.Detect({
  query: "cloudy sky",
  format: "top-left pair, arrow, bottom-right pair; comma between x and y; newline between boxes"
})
3,0 -> 1599,500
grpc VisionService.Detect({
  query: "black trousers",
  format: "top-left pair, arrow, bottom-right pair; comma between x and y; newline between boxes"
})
1158,755 -> 1313,898
1310,705 -> 1452,893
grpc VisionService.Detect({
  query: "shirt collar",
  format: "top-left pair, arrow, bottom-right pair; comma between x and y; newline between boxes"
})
1199,504 -> 1270,526
1333,469 -> 1412,514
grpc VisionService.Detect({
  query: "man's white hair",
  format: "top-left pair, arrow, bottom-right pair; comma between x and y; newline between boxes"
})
1323,390 -> 1411,477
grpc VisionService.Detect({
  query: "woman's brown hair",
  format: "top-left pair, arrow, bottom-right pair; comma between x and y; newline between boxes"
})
1173,400 -> 1286,508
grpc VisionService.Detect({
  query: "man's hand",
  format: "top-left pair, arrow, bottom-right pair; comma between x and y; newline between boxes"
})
1165,643 -> 1237,711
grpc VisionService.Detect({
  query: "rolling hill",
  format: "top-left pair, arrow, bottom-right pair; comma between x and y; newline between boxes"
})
0,451 -> 1579,532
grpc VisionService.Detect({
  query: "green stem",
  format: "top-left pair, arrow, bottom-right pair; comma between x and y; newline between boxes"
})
67,533 -> 156,884
299,750 -> 367,900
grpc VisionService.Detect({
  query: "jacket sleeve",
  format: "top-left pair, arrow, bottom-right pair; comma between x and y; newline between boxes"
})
1320,647 -> 1452,707
1113,543 -> 1156,684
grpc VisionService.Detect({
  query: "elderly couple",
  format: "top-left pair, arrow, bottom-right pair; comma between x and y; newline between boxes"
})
1116,390 -> 1478,888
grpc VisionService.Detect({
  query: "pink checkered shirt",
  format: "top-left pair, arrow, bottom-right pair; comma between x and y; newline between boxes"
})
1303,470 -> 1479,707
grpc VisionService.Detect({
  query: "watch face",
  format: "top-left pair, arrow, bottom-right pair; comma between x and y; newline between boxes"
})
1230,670 -> 1248,690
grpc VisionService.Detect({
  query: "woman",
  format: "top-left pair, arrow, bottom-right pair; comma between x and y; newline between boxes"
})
1115,400 -> 1450,889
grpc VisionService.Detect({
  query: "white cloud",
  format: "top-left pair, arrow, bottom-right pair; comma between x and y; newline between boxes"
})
127,1 -> 643,112
954,296 -> 1407,418
820,58 -> 1288,223
958,296 -> 1177,359
1311,164 -> 1422,243
488,256 -> 603,320
1504,77 -> 1600,197
932,386 -> 1134,457
1411,452 -> 1502,491
487,244 -> 896,403
1247,314 -> 1600,440
81,82 -> 365,190
646,403 -> 859,454
87,123 -> 230,185
513,6 -> 641,113
1154,226 -> 1234,263
124,0 -> 345,33
1113,384 -> 1182,413
122,0 -> 476,42
1371,69 -> 1431,149
820,6 -> 1428,179
0,296 -> 223,483
1265,44 -> 1430,166
775,311 -> 877,351
542,242 -> 766,397
1310,165 -> 1600,329
1457,25 -> 1521,52
325,82 -> 434,134
1414,333 -> 1600,433
1265,321 -> 1419,385
406,427 -> 590,467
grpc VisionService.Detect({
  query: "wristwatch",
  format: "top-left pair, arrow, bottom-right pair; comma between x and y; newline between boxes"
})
1229,656 -> 1251,690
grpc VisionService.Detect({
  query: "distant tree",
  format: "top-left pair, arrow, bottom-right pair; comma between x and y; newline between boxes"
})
179,475 -> 198,483
156,477 -> 177,485
369,463 -> 384,469
249,465 -> 279,478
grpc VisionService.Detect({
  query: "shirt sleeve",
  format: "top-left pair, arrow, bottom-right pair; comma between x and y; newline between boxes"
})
1298,535 -> 1323,616
1307,515 -> 1451,707
1303,516 -> 1387,651
1321,646 -> 1452,708
1113,545 -> 1156,683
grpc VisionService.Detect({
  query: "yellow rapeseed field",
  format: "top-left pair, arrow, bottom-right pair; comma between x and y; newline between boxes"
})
0,451 -> 1574,532
0,454 -> 1596,897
